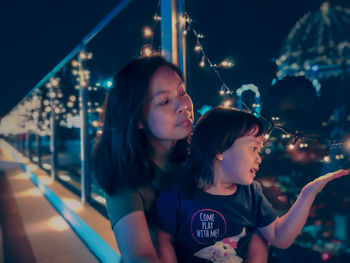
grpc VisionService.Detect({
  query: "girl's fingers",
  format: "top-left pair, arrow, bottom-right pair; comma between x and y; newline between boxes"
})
315,169 -> 350,183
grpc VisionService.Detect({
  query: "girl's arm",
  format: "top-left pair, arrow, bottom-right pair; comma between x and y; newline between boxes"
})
113,211 -> 160,263
259,169 -> 350,249
156,230 -> 178,263
246,232 -> 269,263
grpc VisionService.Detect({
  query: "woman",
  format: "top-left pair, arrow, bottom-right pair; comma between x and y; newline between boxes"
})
93,56 -> 268,262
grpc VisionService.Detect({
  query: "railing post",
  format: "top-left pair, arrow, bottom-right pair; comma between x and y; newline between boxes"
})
79,46 -> 91,204
161,0 -> 186,76
36,134 -> 42,168
50,95 -> 57,179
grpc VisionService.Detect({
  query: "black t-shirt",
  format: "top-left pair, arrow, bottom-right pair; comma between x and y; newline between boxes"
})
156,181 -> 277,263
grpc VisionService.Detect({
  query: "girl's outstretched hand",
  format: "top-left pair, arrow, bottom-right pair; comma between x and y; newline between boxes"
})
302,169 -> 350,197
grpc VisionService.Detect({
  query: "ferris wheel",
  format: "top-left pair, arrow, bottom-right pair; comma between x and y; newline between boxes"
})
277,2 -> 350,81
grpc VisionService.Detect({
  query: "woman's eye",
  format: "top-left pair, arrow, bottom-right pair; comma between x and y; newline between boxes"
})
159,99 -> 170,105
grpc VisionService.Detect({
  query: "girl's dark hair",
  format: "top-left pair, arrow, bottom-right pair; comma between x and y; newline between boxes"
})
93,56 -> 188,195
184,106 -> 265,192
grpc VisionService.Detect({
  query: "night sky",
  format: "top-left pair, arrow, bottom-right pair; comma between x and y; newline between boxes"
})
1,0 -> 350,119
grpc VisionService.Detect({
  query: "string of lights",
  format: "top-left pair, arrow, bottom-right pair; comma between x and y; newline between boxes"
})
176,10 -> 349,156
1,2 -> 349,164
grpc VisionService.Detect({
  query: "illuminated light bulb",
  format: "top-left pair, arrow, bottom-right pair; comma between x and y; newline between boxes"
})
71,60 -> 79,67
143,26 -> 153,38
153,14 -> 161,21
69,95 -> 76,102
50,79 -> 59,87
67,102 -> 74,108
79,51 -> 87,60
88,86 -> 92,91
96,107 -> 102,113
219,90 -> 225,96
264,134 -> 270,140
197,34 -> 204,39
288,144 -> 295,150
80,80 -> 87,87
45,106 -> 51,113
219,60 -> 234,68
183,30 -> 188,35
323,156 -> 330,163
72,69 -> 79,76
141,45 -> 153,57
87,52 -> 93,59
223,100 -> 232,107
194,43 -> 201,52
54,108 -> 60,114
92,120 -> 99,127
199,56 -> 205,67
46,83 -> 52,88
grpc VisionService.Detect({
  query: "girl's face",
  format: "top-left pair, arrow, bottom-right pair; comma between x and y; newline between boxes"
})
218,127 -> 264,185
142,65 -> 193,147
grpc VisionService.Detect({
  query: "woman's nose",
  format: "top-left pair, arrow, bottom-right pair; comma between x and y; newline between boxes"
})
176,99 -> 189,114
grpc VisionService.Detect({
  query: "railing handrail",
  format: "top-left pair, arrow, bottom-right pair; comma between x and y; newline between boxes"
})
10,0 -> 133,114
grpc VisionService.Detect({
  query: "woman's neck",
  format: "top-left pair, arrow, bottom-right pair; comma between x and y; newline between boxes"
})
149,138 -> 177,170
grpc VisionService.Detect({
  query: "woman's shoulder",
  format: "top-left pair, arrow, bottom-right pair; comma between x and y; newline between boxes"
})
105,188 -> 147,228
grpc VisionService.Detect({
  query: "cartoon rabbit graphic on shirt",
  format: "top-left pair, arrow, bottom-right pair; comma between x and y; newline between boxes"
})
193,228 -> 246,263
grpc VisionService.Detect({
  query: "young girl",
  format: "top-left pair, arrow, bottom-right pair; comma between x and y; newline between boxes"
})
156,106 -> 349,263
93,57 -> 269,262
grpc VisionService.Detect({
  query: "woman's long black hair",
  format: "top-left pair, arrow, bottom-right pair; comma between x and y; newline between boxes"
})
93,56 -> 188,195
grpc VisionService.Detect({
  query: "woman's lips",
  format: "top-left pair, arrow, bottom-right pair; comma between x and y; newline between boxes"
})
176,119 -> 193,127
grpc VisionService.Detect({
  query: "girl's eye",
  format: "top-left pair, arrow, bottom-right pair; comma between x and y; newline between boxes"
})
252,147 -> 258,152
179,90 -> 186,96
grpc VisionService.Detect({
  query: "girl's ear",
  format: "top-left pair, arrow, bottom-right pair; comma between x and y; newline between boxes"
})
216,153 -> 224,161
137,122 -> 144,129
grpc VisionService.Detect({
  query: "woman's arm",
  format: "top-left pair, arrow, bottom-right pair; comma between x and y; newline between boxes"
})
245,232 -> 269,263
156,230 -> 178,263
259,169 -> 350,249
114,210 -> 159,263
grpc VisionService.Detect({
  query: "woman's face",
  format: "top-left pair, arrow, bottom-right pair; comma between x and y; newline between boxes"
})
142,65 -> 193,146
